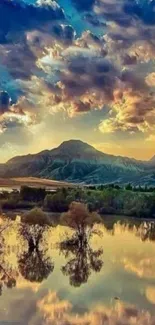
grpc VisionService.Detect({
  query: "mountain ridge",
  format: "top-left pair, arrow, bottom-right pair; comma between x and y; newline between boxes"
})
6,139 -> 147,164
1,140 -> 155,186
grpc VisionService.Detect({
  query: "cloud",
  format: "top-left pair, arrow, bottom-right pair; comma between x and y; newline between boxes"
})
122,257 -> 155,280
146,73 -> 155,87
146,134 -> 155,142
89,0 -> 155,28
37,291 -> 155,325
99,70 -> 155,134
0,0 -> 154,140
146,286 -> 155,305
0,91 -> 39,134
35,40 -> 119,116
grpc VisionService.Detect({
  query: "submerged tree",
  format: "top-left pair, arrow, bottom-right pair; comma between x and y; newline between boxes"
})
18,249 -> 54,283
20,208 -> 50,252
60,242 -> 103,287
60,202 -> 102,248
18,208 -> 54,283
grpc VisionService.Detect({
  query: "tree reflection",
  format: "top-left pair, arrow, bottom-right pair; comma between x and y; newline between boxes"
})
60,241 -> 103,287
139,222 -> 155,242
0,253 -> 17,295
0,216 -> 19,295
18,249 -> 54,283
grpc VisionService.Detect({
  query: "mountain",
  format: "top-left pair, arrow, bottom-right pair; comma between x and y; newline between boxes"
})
149,155 -> 155,165
1,140 -> 155,185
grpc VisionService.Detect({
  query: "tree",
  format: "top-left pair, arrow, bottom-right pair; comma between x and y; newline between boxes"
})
44,191 -> 68,212
60,202 -> 102,247
20,208 -> 50,252
125,183 -> 132,191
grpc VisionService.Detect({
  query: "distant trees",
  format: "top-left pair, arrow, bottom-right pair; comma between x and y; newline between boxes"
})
1,183 -> 155,218
44,190 -> 68,212
20,186 -> 46,202
125,183 -> 133,191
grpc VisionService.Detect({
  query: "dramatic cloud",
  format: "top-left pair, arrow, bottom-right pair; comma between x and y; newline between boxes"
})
0,0 -> 155,157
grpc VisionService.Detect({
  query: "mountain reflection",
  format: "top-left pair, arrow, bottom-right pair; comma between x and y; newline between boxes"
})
60,241 -> 103,287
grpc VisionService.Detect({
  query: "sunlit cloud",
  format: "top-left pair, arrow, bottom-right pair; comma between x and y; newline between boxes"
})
146,286 -> 155,305
37,291 -> 155,325
0,0 -> 155,159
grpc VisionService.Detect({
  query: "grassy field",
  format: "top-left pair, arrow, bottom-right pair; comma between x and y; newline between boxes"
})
0,177 -> 74,190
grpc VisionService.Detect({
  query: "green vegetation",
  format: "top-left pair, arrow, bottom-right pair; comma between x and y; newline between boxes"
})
61,201 -> 102,247
1,184 -> 155,218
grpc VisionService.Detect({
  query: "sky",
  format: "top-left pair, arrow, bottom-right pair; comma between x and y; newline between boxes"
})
0,0 -> 155,162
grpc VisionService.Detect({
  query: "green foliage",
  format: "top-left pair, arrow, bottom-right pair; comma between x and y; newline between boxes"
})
44,190 -> 68,212
1,183 -> 155,219
125,183 -> 133,191
43,186 -> 155,218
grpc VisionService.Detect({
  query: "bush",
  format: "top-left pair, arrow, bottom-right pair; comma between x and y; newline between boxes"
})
22,208 -> 50,226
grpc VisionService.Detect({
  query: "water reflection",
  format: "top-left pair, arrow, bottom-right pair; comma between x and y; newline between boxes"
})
0,215 -> 155,323
60,241 -> 103,287
0,255 -> 17,295
0,214 -> 104,290
37,295 -> 155,325
0,217 -> 155,291
139,222 -> 155,242
18,249 -> 54,283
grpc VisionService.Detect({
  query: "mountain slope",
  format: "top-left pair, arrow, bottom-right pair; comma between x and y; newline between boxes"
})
1,140 -> 155,185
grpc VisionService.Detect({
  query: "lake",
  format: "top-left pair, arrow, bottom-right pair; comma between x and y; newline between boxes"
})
0,216 -> 155,324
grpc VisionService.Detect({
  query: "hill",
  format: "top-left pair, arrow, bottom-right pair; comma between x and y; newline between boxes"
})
0,140 -> 155,186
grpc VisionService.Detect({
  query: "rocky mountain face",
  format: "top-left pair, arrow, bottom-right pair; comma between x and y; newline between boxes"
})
1,140 -> 155,185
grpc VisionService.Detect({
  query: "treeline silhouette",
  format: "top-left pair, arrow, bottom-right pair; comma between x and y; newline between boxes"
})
1,184 -> 155,218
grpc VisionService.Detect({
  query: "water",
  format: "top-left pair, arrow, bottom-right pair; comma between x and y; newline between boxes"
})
0,217 -> 155,324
